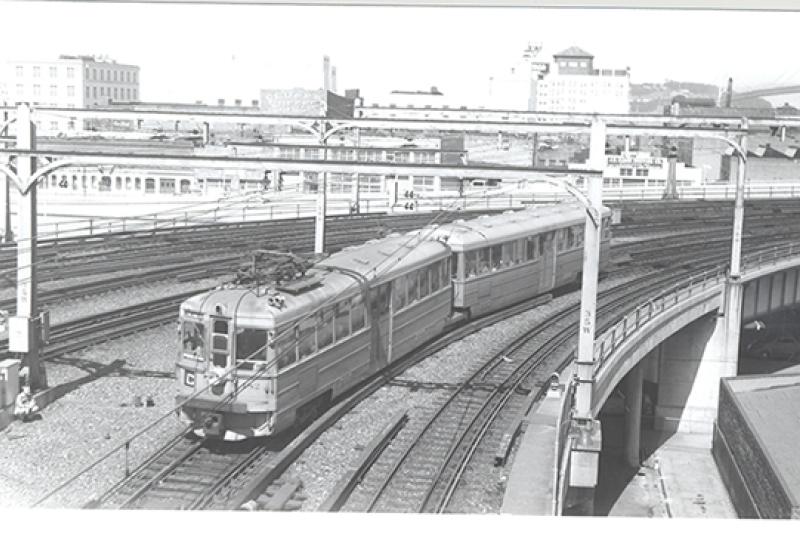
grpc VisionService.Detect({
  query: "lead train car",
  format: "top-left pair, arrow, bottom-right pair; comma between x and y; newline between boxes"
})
176,232 -> 452,439
175,202 -> 611,440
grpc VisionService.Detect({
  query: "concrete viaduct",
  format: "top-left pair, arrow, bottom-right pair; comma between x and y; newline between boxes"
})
541,243 -> 800,513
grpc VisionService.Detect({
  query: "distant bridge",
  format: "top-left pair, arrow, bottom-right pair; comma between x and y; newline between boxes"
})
734,85 -> 800,101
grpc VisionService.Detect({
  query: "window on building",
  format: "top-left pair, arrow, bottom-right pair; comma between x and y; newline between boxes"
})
33,66 -> 40,77
126,89 -> 131,100
358,149 -> 381,162
49,121 -> 58,131
635,168 -> 649,177
49,85 -> 57,97
414,152 -> 436,164
413,176 -> 435,194
358,174 -> 382,194
303,147 -> 321,160
113,88 -> 118,100
100,69 -> 104,80
49,66 -> 57,78
329,173 -> 353,194
15,65 -> 23,77
133,89 -> 137,100
15,84 -> 23,96
113,70 -> 118,81
67,67 -> 75,78
92,68 -> 97,80
620,168 -> 633,177
32,84 -> 40,96
67,85 -> 75,97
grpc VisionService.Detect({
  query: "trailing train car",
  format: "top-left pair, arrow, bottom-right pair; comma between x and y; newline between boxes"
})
175,202 -> 611,440
433,204 -> 611,318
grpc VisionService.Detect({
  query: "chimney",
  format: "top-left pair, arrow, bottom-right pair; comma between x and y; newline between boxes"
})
235,99 -> 242,107
218,98 -> 225,106
323,55 -> 331,92
725,77 -> 733,108
331,66 -> 337,94
251,99 -> 259,107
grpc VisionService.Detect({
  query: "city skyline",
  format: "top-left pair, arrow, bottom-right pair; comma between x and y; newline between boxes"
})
2,2 -> 800,108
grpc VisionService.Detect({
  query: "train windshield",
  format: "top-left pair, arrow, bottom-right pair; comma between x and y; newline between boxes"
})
235,328 -> 267,371
182,320 -> 206,360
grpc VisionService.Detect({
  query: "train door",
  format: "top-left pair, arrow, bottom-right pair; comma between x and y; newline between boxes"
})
539,232 -> 557,290
369,283 -> 392,370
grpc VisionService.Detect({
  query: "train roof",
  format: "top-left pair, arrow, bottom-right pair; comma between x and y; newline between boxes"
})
431,202 -> 610,250
181,231 -> 450,327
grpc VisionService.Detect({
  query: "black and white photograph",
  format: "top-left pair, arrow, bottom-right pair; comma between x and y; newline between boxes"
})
0,0 -> 799,541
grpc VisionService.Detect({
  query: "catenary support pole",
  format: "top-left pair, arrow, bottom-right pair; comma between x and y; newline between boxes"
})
314,122 -> 327,254
1,110 -> 10,242
10,103 -> 46,389
729,119 -> 748,279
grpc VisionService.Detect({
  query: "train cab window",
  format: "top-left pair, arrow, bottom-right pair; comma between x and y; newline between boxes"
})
557,230 -> 566,252
575,227 -> 584,247
451,254 -> 459,279
444,257 -> 452,286
298,318 -> 317,360
235,328 -> 267,370
211,319 -> 229,368
406,272 -> 419,302
602,218 -> 611,239
351,294 -> 366,332
181,321 -> 205,360
479,248 -> 491,274
465,251 -> 478,279
276,330 -> 296,369
393,277 -> 407,311
490,245 -> 502,271
334,302 -> 351,340
317,309 -> 334,350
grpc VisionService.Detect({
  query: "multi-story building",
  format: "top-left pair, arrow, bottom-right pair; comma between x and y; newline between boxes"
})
534,47 -> 630,113
2,55 -> 140,134
485,46 -> 630,113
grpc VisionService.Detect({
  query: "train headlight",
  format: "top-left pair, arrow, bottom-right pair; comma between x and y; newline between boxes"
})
184,371 -> 196,387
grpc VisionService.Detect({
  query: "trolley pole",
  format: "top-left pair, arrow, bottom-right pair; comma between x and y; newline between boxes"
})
314,121 -> 327,255
9,103 -> 46,389
568,118 -> 605,513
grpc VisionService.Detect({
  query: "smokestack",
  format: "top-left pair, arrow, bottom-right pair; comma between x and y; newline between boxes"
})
725,77 -> 733,108
323,55 -> 331,92
331,66 -> 337,93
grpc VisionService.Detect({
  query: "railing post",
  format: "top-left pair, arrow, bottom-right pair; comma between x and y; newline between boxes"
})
89,218 -> 94,235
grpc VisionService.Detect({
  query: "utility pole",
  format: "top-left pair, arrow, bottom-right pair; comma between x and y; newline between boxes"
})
730,119 -> 748,279
9,103 -> 46,389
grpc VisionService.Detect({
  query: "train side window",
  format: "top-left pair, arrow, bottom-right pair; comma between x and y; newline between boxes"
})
465,251 -> 478,279
567,228 -> 575,248
351,294 -> 366,332
525,237 -> 535,261
444,258 -> 452,286
575,226 -> 584,247
502,243 -> 515,267
393,277 -> 407,311
317,309 -> 334,350
479,247 -> 491,273
419,268 -> 430,298
371,284 -> 391,315
334,301 -> 350,340
430,264 -> 441,293
298,318 -> 317,360
557,230 -> 566,252
235,328 -> 267,370
276,330 -> 296,369
539,233 -> 549,256
490,244 -> 502,270
407,272 -> 419,303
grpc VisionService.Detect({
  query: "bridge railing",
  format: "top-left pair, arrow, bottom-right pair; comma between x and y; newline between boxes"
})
593,266 -> 727,375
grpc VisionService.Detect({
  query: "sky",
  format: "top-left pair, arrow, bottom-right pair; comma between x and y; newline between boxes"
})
2,2 -> 800,106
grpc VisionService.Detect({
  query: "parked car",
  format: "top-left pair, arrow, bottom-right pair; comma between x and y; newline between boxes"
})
747,335 -> 800,360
